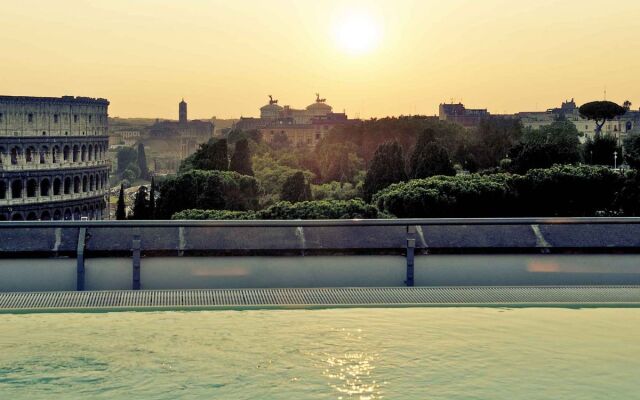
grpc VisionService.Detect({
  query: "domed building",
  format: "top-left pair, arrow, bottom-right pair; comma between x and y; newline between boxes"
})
0,95 -> 110,221
233,94 -> 359,148
259,95 -> 284,120
305,94 -> 333,118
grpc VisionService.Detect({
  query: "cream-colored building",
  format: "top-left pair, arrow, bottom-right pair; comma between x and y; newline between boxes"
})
237,94 -> 358,148
260,94 -> 334,124
517,99 -> 640,143
261,122 -> 336,148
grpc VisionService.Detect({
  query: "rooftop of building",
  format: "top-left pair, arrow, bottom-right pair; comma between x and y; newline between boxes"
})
0,95 -> 109,106
439,103 -> 488,115
261,94 -> 334,113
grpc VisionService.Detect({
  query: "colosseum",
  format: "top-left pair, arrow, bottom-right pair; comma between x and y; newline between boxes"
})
0,95 -> 110,221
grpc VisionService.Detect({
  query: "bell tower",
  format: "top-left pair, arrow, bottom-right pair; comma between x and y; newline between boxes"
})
179,98 -> 187,124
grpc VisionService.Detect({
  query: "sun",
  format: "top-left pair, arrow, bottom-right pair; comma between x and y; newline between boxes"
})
333,12 -> 382,55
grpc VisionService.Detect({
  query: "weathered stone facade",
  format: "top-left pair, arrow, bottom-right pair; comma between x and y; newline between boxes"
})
0,96 -> 110,220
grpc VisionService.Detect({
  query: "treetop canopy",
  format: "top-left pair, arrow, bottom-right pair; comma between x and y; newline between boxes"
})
579,101 -> 627,122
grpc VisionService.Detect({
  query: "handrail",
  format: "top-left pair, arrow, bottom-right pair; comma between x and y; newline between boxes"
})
2,217 -> 640,228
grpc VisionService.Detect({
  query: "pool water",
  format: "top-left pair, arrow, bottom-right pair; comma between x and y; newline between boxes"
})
1,308 -> 639,399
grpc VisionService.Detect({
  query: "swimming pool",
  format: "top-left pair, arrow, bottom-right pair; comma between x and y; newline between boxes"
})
1,308 -> 639,399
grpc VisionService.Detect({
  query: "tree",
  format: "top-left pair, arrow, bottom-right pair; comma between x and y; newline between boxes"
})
618,171 -> 640,216
229,138 -> 254,176
210,139 -> 229,171
172,199 -> 381,220
579,101 -> 627,137
155,170 -> 259,219
270,131 -> 291,150
122,168 -> 138,183
471,117 -> 522,169
315,142 -> 364,183
584,134 -> 620,166
375,174 -> 514,218
227,129 -> 262,145
509,120 -> 582,173
131,186 -> 149,220
116,184 -> 126,220
137,143 -> 149,180
624,134 -> 640,170
181,139 -> 229,172
363,141 -> 407,201
280,171 -> 312,203
508,143 -> 556,174
513,165 -> 624,217
251,154 -> 315,207
410,130 -> 456,178
374,165 -> 624,218
116,147 -> 137,176
197,174 -> 226,210
148,177 -> 156,219
312,181 -> 360,201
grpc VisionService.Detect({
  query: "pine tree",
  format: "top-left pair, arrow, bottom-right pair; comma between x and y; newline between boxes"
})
410,130 -> 456,178
363,141 -> 407,202
584,134 -> 621,166
131,186 -> 149,220
116,184 -> 126,220
137,143 -> 149,179
148,177 -> 156,219
281,171 -> 312,203
230,139 -> 254,176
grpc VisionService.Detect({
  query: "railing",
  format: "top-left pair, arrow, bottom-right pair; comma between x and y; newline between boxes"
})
1,218 -> 640,292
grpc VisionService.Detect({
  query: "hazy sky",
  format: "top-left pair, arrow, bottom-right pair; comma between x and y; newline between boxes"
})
2,0 -> 639,119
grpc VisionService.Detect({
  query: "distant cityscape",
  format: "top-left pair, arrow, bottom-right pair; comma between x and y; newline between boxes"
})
1,92 -> 638,221
439,99 -> 640,142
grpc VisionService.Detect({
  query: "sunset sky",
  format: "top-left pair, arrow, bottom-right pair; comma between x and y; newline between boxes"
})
1,0 -> 639,119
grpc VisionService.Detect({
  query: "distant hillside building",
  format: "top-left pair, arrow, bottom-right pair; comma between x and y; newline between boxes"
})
439,103 -> 490,128
108,130 -> 141,148
149,99 -> 214,159
234,94 -> 359,148
517,99 -> 640,143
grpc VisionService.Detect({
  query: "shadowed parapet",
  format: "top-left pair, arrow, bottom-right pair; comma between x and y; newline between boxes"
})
1,218 -> 640,292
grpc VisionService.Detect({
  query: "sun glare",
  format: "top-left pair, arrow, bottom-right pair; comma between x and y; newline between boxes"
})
333,12 -> 381,55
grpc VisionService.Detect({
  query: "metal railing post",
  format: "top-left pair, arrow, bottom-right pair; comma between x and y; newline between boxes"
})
132,235 -> 141,290
406,225 -> 416,287
76,227 -> 87,291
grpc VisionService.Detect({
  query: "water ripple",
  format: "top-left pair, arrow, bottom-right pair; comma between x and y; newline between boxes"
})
1,308 -> 639,399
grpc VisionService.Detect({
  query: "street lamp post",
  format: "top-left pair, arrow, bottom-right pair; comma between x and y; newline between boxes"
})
614,151 -> 618,169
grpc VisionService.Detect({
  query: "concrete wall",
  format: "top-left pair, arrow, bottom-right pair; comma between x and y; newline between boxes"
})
1,220 -> 640,291
2,254 -> 640,292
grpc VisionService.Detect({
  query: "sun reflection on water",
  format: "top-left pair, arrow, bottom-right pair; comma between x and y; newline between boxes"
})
322,328 -> 384,399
